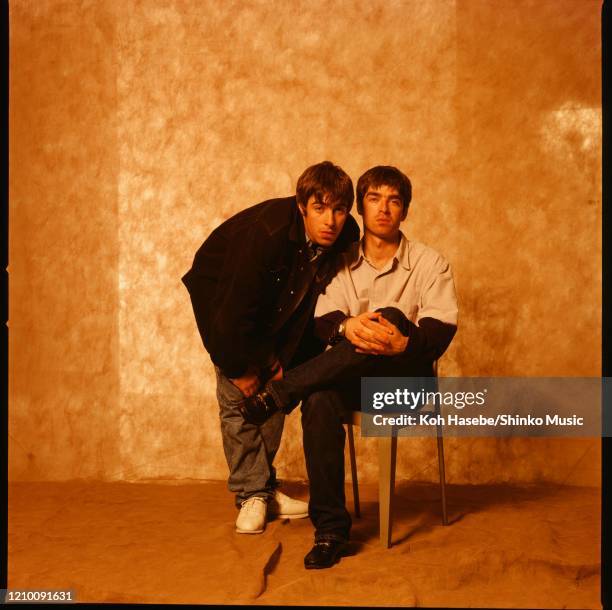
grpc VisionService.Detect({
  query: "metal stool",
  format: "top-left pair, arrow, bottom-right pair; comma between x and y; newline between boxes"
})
344,361 -> 448,547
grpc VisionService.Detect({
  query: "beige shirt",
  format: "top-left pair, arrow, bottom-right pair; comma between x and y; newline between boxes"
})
314,232 -> 458,326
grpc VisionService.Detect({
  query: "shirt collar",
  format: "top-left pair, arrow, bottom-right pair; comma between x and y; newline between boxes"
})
396,231 -> 411,270
304,228 -> 328,262
350,241 -> 366,270
350,231 -> 411,271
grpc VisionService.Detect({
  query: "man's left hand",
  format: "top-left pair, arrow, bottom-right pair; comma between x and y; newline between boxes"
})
355,315 -> 409,355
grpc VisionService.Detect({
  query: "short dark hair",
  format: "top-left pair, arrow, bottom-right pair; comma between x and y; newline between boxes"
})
296,161 -> 354,212
356,166 -> 412,215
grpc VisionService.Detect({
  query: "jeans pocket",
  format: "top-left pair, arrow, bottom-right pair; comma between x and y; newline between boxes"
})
214,366 -> 245,406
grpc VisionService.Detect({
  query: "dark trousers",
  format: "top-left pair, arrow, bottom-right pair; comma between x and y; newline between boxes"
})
268,307 -> 433,542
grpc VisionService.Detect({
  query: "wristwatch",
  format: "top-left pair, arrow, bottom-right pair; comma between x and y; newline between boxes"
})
330,316 -> 348,345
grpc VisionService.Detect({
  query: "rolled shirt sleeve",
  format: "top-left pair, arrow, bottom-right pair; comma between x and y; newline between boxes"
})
417,255 -> 458,327
314,264 -> 350,318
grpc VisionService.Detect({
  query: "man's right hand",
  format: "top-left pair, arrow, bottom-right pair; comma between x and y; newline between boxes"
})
229,365 -> 261,397
345,312 -> 390,354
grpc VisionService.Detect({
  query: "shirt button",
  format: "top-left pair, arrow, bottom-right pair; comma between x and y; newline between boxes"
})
278,307 -> 282,312
290,290 -> 294,295
277,277 -> 281,282
300,266 -> 304,271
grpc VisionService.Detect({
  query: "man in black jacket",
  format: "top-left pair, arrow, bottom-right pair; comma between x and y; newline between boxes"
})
182,161 -> 359,534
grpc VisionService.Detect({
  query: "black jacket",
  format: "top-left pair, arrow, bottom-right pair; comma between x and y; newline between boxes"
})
182,196 -> 360,378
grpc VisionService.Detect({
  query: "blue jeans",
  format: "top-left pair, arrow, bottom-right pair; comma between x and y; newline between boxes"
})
214,366 -> 284,507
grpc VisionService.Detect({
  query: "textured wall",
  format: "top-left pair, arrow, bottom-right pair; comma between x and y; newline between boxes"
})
9,0 -> 601,484
9,1 -> 121,480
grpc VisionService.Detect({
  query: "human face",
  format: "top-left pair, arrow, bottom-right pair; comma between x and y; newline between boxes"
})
361,184 -> 405,239
299,194 -> 349,247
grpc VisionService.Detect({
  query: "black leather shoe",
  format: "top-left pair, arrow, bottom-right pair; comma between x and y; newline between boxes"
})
304,540 -> 346,569
240,390 -> 280,425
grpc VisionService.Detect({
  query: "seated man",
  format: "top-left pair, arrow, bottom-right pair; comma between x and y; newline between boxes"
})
182,161 -> 360,535
242,165 -> 458,567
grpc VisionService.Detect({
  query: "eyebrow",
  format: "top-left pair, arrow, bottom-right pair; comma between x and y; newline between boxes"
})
313,199 -> 346,208
366,190 -> 400,199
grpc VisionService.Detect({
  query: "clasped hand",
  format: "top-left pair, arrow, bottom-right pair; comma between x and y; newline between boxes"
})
229,359 -> 283,397
345,311 -> 409,356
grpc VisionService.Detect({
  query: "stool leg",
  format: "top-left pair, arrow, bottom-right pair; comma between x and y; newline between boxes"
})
347,423 -> 360,518
436,416 -> 448,526
378,433 -> 397,548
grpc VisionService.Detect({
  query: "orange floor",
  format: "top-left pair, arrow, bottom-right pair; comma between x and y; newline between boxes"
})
8,480 -> 600,607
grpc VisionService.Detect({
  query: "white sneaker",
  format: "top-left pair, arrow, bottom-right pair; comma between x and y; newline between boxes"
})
236,497 -> 267,534
268,490 -> 308,519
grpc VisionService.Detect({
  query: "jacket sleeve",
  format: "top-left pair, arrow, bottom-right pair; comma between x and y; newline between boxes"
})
206,225 -> 276,378
182,261 -> 214,358
402,255 -> 458,361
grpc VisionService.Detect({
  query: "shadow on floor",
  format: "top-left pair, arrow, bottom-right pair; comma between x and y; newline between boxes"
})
8,480 -> 600,607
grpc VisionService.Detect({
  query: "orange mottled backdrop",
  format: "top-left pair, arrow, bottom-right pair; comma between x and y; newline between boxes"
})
9,0 -> 601,485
